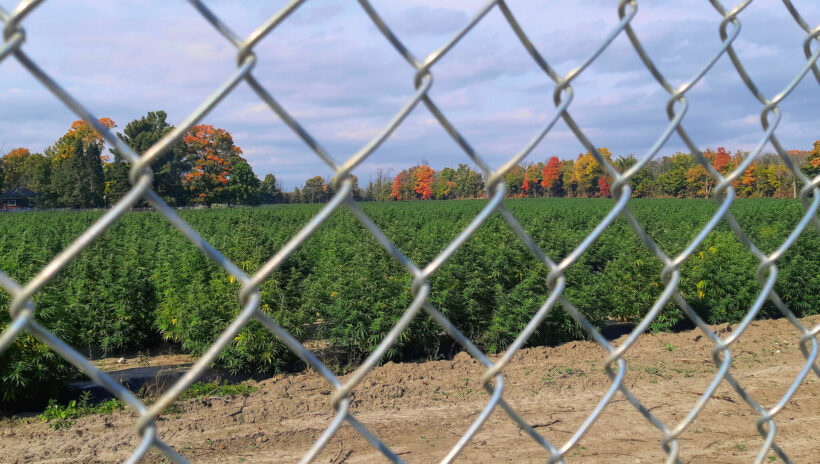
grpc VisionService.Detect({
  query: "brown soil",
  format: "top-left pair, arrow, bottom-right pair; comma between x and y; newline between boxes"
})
91,345 -> 194,372
3,316 -> 820,463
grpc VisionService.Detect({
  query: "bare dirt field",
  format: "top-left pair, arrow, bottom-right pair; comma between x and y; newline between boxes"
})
3,316 -> 820,463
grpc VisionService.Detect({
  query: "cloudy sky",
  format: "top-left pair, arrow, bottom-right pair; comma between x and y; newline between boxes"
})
1,0 -> 819,188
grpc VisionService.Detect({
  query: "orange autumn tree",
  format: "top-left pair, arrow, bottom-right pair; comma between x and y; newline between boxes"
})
391,173 -> 402,200
49,118 -> 117,162
391,170 -> 410,200
181,124 -> 250,205
683,148 -> 729,199
413,165 -> 435,200
522,164 -> 542,197
390,167 -> 420,200
2,148 -> 31,189
738,163 -> 757,197
803,140 -> 820,178
5,147 -> 30,158
712,147 -> 732,175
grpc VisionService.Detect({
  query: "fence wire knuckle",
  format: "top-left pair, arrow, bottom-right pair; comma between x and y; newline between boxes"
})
1,0 -> 819,462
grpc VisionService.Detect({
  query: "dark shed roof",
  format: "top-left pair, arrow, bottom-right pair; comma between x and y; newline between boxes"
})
0,187 -> 37,200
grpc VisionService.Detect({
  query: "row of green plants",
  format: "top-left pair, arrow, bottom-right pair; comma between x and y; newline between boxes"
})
0,198 -> 818,404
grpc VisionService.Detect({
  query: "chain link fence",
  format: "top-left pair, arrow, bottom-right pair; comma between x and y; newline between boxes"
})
2,0 -> 820,462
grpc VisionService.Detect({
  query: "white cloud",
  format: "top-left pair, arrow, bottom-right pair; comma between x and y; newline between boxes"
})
2,0 -> 820,188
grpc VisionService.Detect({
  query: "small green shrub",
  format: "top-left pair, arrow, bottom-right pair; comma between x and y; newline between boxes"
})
39,391 -> 124,429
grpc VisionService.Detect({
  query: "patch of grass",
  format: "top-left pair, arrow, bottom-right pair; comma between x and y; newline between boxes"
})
670,367 -> 694,378
177,380 -> 257,400
39,391 -> 124,430
163,403 -> 183,416
137,350 -> 152,368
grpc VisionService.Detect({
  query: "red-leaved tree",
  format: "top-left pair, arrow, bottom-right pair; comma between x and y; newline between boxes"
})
541,157 -> 560,188
391,170 -> 413,200
598,176 -> 610,197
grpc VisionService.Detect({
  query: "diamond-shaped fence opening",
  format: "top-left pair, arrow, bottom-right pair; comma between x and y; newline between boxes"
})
1,1 -> 820,463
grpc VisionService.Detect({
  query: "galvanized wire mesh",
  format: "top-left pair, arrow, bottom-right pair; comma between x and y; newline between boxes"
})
2,0 -> 820,462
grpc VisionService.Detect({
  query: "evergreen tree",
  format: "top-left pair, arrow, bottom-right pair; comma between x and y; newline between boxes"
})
114,111 -> 190,206
81,142 -> 106,207
50,138 -> 105,208
104,160 -> 131,206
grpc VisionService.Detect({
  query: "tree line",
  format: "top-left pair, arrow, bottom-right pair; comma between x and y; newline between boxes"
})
286,145 -> 820,203
0,111 -> 282,208
384,146 -> 820,202
3,111 -> 820,208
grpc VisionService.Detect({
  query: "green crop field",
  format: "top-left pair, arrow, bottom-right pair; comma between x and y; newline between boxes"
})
1,198 -> 818,403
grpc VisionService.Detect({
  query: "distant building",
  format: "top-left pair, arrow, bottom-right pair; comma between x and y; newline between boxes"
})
1,187 -> 37,211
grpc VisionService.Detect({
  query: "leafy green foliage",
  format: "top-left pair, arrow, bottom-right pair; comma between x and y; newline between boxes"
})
177,380 -> 257,400
39,391 -> 124,429
259,174 -> 283,204
0,199 -> 817,404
